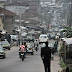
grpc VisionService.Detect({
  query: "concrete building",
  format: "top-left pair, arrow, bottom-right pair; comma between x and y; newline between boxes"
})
5,1 -> 29,15
0,7 -> 16,34
7,0 -> 40,12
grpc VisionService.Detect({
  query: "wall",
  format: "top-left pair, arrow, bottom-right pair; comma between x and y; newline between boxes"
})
3,16 -> 14,34
0,17 -> 3,30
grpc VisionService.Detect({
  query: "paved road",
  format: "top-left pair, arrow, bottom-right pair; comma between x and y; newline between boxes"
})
0,43 -> 44,72
0,40 -> 62,72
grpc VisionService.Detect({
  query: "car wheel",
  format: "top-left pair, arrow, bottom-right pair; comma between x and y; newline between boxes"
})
33,40 -> 34,42
3,55 -> 5,58
31,52 -> 33,55
16,44 -> 18,46
8,48 -> 10,50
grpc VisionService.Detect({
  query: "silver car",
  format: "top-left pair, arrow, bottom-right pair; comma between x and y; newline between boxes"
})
0,43 -> 6,58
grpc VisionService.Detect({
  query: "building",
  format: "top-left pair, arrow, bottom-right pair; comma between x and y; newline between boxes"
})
21,11 -> 42,26
7,0 -> 40,12
5,1 -> 29,15
28,0 -> 40,12
0,7 -> 16,34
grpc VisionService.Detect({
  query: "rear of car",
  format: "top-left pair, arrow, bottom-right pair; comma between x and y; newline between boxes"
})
48,43 -> 55,54
50,34 -> 55,39
26,43 -> 34,55
27,36 -> 34,42
39,34 -> 48,44
2,41 -> 10,50
0,43 -> 6,58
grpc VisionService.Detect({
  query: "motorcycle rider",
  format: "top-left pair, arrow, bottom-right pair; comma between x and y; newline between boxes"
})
24,42 -> 27,57
19,42 -> 26,58
34,40 -> 39,50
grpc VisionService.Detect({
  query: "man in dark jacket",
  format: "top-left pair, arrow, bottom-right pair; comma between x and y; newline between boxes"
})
41,41 -> 51,72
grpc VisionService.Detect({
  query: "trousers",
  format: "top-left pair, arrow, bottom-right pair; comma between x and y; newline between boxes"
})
43,61 -> 51,72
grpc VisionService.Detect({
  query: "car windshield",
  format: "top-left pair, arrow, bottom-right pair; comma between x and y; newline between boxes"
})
26,43 -> 32,48
2,41 -> 9,45
40,36 -> 47,38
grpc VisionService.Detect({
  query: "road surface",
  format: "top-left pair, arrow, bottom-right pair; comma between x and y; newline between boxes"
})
0,40 -> 62,72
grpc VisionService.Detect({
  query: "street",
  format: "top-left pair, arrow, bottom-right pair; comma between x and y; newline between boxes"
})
0,40 -> 62,72
0,45 -> 44,72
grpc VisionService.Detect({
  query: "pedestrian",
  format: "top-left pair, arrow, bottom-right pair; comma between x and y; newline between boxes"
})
54,41 -> 58,53
40,41 -> 51,72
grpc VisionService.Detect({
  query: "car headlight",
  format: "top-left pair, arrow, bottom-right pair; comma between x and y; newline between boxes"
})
31,48 -> 33,50
3,45 -> 7,47
1,52 -> 4,54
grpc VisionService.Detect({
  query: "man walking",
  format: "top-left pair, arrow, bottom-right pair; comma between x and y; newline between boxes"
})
41,41 -> 51,72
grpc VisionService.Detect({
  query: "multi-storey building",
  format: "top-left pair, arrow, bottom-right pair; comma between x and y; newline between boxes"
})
7,0 -> 40,12
5,1 -> 29,15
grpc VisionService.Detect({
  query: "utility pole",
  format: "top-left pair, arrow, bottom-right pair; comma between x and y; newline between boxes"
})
18,9 -> 21,30
16,8 -> 25,45
17,8 -> 22,45
69,1 -> 72,28
3,1 -> 5,29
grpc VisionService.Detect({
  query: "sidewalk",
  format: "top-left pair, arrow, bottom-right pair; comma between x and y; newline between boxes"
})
51,41 -> 62,72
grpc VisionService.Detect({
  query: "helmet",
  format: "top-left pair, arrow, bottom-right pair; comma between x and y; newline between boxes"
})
22,42 -> 23,45
24,42 -> 26,44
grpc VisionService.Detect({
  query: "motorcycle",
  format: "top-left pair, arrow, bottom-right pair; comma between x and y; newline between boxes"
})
21,52 -> 25,61
51,53 -> 54,60
35,45 -> 38,51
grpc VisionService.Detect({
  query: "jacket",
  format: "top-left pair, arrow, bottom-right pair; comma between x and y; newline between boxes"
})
41,47 -> 51,62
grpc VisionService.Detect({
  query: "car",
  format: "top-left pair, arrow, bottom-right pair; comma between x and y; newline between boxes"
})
39,34 -> 48,44
48,43 -> 55,54
27,36 -> 34,42
41,42 -> 54,60
26,43 -> 34,55
10,35 -> 19,46
0,43 -> 6,58
22,36 -> 34,42
2,41 -> 11,50
50,34 -> 55,39
41,42 -> 55,53
22,36 -> 30,42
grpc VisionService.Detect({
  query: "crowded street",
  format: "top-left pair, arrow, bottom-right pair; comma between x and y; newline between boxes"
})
0,0 -> 72,72
0,40 -> 62,72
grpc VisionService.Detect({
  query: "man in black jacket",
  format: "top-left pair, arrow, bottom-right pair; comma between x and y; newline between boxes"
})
41,41 -> 51,72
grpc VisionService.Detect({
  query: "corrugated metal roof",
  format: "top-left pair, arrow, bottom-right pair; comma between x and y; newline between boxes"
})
0,7 -> 16,16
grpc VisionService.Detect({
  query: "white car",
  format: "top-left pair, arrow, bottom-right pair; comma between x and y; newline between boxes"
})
39,34 -> 48,44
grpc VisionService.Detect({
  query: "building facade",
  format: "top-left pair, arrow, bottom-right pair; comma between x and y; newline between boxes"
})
0,7 -> 16,34
5,1 -> 29,15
